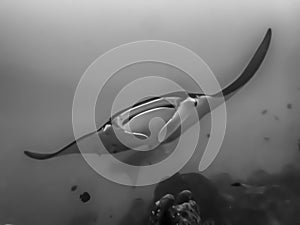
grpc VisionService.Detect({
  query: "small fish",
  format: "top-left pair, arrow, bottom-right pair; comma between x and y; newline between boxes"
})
264,137 -> 270,141
298,139 -> 300,151
287,103 -> 292,109
24,29 -> 272,161
261,109 -> 268,115
231,182 -> 280,195
231,182 -> 267,194
71,185 -> 77,192
273,115 -> 279,121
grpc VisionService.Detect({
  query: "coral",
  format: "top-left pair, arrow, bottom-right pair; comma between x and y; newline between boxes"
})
148,190 -> 201,225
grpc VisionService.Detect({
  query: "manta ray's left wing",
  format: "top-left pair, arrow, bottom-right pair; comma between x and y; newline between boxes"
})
23,96 -> 176,160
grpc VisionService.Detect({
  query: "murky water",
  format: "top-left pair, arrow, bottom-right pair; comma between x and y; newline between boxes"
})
0,1 -> 299,224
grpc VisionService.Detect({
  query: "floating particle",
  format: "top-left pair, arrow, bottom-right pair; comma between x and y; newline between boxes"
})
261,109 -> 268,115
80,192 -> 91,203
273,115 -> 279,121
287,103 -> 292,109
264,137 -> 270,141
71,185 -> 77,192
298,139 -> 300,151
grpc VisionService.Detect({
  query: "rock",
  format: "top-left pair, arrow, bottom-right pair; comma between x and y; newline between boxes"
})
153,173 -> 227,223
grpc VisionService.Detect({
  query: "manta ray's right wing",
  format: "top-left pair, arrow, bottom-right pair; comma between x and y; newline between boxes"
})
214,28 -> 272,98
158,28 -> 272,143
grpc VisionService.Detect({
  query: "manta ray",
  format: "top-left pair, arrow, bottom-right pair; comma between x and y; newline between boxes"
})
24,28 -> 272,161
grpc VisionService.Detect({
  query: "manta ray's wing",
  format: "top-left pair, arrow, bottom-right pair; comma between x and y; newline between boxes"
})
24,140 -> 81,160
24,97 -> 176,160
213,28 -> 272,97
23,129 -> 103,160
24,127 -> 149,160
158,28 -> 272,143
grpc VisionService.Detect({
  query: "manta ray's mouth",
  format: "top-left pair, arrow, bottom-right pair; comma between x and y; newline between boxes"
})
112,96 -> 182,130
121,107 -> 177,137
121,104 -> 175,126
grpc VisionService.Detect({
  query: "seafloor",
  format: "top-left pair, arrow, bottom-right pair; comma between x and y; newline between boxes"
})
116,164 -> 300,225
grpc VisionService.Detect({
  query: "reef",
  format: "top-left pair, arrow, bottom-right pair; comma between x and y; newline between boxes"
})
211,164 -> 300,225
66,165 -> 300,225
148,190 -> 201,225
118,164 -> 300,225
119,172 -> 226,225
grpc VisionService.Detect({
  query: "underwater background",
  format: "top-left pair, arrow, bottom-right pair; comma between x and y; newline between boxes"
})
0,0 -> 300,224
